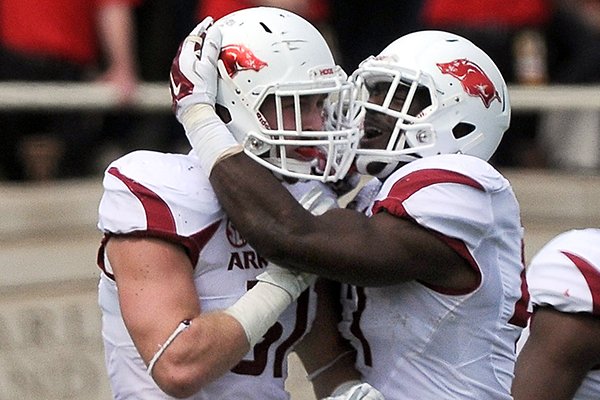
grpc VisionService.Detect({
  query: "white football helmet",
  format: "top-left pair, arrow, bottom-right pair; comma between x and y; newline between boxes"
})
213,7 -> 358,182
350,30 -> 511,178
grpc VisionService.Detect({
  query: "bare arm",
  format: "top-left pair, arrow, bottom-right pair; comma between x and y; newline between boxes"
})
96,2 -> 138,103
107,236 -> 248,398
295,279 -> 361,398
210,153 -> 476,289
512,306 -> 600,400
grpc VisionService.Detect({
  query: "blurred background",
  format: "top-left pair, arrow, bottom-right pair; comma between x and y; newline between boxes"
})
1,0 -> 600,398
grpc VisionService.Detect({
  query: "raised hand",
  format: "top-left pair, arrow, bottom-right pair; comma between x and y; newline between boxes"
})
169,16 -> 222,120
169,17 -> 241,175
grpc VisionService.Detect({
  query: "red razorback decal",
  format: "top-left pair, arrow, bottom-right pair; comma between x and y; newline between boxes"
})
220,44 -> 268,77
437,59 -> 500,108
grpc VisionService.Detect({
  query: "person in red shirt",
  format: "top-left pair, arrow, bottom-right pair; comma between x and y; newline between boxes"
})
196,0 -> 329,24
196,0 -> 334,62
0,0 -> 141,181
421,0 -> 554,169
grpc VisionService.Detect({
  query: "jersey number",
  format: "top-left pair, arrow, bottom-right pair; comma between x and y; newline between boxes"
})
231,281 -> 310,377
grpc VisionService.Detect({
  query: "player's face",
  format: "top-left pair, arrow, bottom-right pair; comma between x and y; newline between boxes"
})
259,94 -> 327,161
360,81 -> 430,150
260,94 -> 327,131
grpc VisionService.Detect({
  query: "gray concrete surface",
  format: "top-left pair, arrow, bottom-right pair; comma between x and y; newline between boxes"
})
1,169 -> 599,399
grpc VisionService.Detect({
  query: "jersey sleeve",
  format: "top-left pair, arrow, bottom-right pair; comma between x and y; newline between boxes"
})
98,150 -> 224,240
527,229 -> 600,316
369,155 -> 523,284
372,156 -> 517,249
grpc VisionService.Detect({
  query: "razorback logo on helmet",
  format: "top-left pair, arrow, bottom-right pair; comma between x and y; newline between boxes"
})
220,44 -> 268,77
437,59 -> 501,108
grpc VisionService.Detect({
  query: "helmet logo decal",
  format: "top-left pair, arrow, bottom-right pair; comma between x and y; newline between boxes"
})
436,59 -> 500,108
220,44 -> 268,77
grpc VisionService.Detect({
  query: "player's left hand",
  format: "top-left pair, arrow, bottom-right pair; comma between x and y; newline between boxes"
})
169,16 -> 222,121
322,382 -> 385,400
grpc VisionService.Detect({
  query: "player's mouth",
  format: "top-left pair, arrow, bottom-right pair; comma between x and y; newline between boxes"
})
360,123 -> 389,149
294,146 -> 320,161
363,126 -> 382,139
294,146 -> 329,173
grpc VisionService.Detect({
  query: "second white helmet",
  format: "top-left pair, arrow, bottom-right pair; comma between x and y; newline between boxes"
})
350,30 -> 511,178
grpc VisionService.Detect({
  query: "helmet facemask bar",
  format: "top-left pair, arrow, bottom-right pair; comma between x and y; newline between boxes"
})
243,73 -> 359,182
213,7 -> 362,182
353,61 -> 439,167
347,30 -> 510,178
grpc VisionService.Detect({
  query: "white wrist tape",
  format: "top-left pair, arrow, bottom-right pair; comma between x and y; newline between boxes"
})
180,104 -> 243,174
224,281 -> 294,347
257,267 -> 316,301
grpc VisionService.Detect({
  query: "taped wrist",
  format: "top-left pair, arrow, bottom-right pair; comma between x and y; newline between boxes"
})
180,104 -> 243,174
224,281 -> 294,348
257,268 -> 316,301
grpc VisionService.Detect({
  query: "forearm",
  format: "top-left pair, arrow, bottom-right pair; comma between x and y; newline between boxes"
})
148,312 -> 249,398
210,153 -> 311,257
512,363 -> 583,400
96,3 -> 137,75
211,154 -> 386,284
309,351 -> 361,399
295,279 -> 361,398
149,271 -> 313,397
97,3 -> 136,68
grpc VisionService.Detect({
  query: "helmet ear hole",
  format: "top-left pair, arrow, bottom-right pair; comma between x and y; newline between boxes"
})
216,104 -> 232,124
452,122 -> 475,139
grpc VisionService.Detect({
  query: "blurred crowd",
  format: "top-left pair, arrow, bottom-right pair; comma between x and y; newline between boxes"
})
0,0 -> 599,182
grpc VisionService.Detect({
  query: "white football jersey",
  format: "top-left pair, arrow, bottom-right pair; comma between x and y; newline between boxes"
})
339,154 -> 528,400
526,228 -> 600,400
97,150 -> 326,399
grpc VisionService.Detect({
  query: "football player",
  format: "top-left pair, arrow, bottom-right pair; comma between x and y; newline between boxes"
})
179,27 -> 530,399
513,228 -> 600,400
98,7 -> 381,400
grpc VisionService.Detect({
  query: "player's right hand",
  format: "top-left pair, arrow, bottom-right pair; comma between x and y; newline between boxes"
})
169,16 -> 222,122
